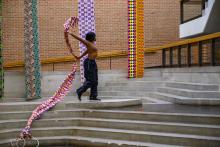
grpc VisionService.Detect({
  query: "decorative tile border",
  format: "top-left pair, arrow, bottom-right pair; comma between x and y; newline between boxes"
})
128,0 -> 144,78
24,0 -> 41,99
78,0 -> 96,83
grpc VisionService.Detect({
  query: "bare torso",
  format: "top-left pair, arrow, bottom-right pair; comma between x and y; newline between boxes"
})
68,32 -> 98,60
87,44 -> 97,60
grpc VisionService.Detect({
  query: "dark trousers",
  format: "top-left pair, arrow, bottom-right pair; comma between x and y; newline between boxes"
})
77,58 -> 98,98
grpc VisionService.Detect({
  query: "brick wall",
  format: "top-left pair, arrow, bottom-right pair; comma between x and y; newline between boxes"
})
2,0 -> 180,71
2,0 -> 24,63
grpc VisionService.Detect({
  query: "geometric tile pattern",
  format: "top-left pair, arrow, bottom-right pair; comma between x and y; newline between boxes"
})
136,0 -> 144,78
0,0 -> 2,98
24,0 -> 41,100
0,0 -> 2,99
128,0 -> 144,78
128,0 -> 136,78
78,0 -> 96,83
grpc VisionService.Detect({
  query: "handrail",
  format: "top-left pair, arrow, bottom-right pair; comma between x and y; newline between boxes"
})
152,32 -> 220,50
4,49 -> 156,69
160,32 -> 220,67
4,32 -> 220,69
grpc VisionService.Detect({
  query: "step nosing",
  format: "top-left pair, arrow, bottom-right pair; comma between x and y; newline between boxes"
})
1,109 -> 220,117
1,126 -> 220,140
165,82 -> 219,86
154,92 -> 220,100
1,117 -> 220,129
0,117 -> 220,131
0,136 -> 183,147
158,87 -> 220,93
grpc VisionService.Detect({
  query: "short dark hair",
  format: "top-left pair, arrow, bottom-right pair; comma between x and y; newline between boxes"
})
85,32 -> 96,42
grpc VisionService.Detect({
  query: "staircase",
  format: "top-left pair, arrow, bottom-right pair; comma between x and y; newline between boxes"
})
1,68 -> 220,146
1,108 -> 220,147
150,82 -> 220,105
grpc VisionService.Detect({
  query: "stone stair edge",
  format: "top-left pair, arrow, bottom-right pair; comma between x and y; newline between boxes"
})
2,126 -> 220,141
152,92 -> 220,100
1,117 -> 220,129
165,82 -> 219,86
157,87 -> 220,93
1,108 -> 220,117
0,136 -> 184,147
150,92 -> 220,106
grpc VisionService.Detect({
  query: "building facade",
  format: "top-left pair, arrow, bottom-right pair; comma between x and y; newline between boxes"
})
2,0 -> 180,71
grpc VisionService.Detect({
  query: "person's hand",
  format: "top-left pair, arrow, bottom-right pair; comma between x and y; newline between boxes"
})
67,31 -> 73,36
68,27 -> 78,35
72,53 -> 80,61
69,49 -> 73,54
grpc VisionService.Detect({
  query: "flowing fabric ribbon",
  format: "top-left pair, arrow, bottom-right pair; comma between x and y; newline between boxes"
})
18,64 -> 77,140
15,17 -> 79,146
64,17 -> 79,55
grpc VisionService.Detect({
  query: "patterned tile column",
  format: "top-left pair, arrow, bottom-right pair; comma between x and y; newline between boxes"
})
24,0 -> 41,100
0,9 -> 3,99
128,0 -> 144,78
78,0 -> 96,83
136,0 -> 144,78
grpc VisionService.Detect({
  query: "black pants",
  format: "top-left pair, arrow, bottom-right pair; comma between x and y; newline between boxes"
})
77,58 -> 98,98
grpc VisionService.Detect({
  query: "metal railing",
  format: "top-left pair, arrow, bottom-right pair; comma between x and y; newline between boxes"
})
159,32 -> 220,67
3,49 -> 156,70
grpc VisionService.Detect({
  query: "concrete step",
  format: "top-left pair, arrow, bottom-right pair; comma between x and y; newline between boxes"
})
105,81 -> 163,87
0,99 -> 142,112
101,77 -> 163,82
141,97 -> 171,104
65,99 -> 142,109
0,98 -> 26,102
1,126 -> 220,146
126,77 -> 163,81
1,109 -> 220,125
0,102 -> 65,112
0,96 -> 159,107
1,117 -> 219,137
141,103 -> 220,114
149,92 -> 220,105
93,95 -> 162,104
165,82 -> 219,91
0,136 -> 183,147
98,91 -> 150,97
99,85 -> 158,91
157,87 -> 220,98
0,110 -> 82,120
81,110 -> 220,125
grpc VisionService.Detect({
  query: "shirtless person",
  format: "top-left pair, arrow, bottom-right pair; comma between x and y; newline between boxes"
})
68,31 -> 100,101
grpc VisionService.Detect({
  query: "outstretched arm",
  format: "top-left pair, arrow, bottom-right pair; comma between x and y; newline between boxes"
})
73,50 -> 88,60
68,32 -> 91,47
64,31 -> 74,54
78,50 -> 88,59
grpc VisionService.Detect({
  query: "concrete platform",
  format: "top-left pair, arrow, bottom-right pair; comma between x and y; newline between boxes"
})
65,98 -> 142,109
0,97 -> 142,112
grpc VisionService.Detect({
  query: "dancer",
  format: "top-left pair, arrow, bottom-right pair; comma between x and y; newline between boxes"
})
68,31 -> 100,101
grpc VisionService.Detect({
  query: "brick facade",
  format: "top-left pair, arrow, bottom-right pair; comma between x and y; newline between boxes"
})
2,0 -> 180,71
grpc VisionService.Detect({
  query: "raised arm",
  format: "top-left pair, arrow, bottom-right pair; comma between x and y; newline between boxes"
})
72,49 -> 88,60
68,32 -> 91,47
79,50 -> 89,59
64,31 -> 74,54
